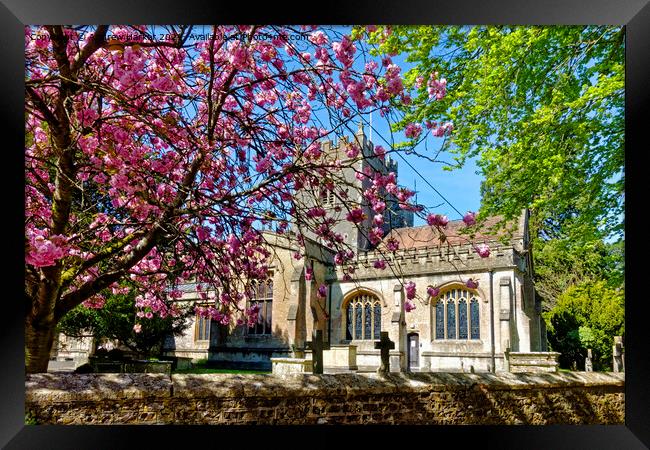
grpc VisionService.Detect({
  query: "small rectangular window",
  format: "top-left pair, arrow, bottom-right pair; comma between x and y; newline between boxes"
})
320,188 -> 336,206
195,314 -> 211,341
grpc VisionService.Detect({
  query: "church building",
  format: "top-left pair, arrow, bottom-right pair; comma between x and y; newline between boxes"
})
163,126 -> 548,373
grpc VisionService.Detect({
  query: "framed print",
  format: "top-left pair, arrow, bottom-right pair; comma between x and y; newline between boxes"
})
3,0 -> 649,448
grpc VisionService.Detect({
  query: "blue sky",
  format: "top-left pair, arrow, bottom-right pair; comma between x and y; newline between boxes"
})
350,41 -> 484,226
146,25 -> 485,224
362,110 -> 483,226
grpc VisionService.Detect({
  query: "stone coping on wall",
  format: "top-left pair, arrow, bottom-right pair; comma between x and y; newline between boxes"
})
26,371 -> 625,404
26,373 -> 172,402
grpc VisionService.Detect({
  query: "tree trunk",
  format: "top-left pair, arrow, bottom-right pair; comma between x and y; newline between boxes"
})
25,316 -> 57,373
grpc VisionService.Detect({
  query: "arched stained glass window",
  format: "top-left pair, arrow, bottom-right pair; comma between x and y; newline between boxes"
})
354,303 -> 362,339
373,303 -> 381,339
345,292 -> 382,340
346,305 -> 354,340
432,287 -> 481,341
446,299 -> 456,339
458,298 -> 468,339
363,303 -> 372,339
470,298 -> 480,339
435,300 -> 444,340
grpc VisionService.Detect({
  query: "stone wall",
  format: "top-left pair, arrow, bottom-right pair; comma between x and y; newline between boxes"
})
26,372 -> 624,425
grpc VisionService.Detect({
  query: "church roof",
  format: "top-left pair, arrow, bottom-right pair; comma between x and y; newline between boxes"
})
381,215 -> 519,250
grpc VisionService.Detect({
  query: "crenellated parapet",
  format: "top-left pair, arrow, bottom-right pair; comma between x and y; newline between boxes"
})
329,240 -> 521,281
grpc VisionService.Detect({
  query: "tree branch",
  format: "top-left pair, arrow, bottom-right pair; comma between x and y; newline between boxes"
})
71,25 -> 109,74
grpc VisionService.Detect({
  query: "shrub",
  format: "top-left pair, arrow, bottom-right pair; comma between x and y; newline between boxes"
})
544,280 -> 624,371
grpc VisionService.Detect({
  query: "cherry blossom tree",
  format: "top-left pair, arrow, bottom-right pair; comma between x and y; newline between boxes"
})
24,25 -> 473,373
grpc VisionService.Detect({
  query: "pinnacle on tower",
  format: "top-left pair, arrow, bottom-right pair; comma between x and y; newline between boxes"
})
354,119 -> 367,153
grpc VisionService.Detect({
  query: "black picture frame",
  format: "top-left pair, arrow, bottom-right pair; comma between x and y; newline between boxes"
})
3,0 -> 648,448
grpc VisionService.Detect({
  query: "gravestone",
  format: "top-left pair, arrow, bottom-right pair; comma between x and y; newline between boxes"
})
305,330 -> 327,374
585,349 -> 593,372
613,336 -> 624,372
374,331 -> 395,374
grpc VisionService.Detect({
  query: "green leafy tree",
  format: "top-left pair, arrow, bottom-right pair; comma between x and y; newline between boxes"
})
534,238 -> 624,311
57,288 -> 193,359
367,25 -> 624,248
543,280 -> 624,370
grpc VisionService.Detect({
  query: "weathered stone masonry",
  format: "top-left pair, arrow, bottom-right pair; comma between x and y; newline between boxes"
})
26,372 -> 624,425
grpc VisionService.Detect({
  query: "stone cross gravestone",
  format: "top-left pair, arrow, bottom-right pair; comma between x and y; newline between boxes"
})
374,331 -> 395,374
585,349 -> 593,372
613,336 -> 624,372
305,329 -> 327,374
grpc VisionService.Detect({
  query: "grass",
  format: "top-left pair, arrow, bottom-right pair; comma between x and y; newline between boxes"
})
172,360 -> 270,374
173,367 -> 270,374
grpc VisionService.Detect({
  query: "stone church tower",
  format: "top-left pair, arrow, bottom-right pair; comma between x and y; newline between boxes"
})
302,122 -> 413,252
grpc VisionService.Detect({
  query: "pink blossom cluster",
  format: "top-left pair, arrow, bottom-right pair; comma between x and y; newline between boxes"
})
136,309 -> 154,319
374,145 -> 386,160
426,213 -> 449,228
396,187 -> 416,207
425,121 -> 454,137
386,238 -> 400,252
309,30 -> 328,46
227,40 -> 251,70
332,36 -> 356,68
427,71 -> 447,100
135,289 -> 174,319
306,207 -> 327,219
25,230 -> 69,268
405,123 -> 423,139
195,303 -> 236,326
82,294 -> 106,309
372,200 -> 386,214
345,144 -> 360,159
334,249 -> 355,266
475,243 -> 491,258
368,226 -> 384,245
346,208 -> 366,224
383,64 -> 404,96
244,303 -> 261,327
405,281 -> 416,300
426,286 -> 440,298
463,211 -> 477,226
